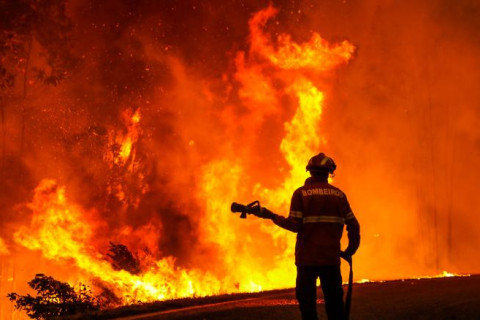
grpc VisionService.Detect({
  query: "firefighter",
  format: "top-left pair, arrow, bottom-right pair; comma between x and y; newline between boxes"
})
253,153 -> 360,320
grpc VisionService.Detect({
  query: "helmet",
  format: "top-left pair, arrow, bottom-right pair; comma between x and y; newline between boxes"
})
306,153 -> 336,174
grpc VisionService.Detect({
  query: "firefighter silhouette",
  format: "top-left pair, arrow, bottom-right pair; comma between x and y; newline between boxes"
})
253,153 -> 360,320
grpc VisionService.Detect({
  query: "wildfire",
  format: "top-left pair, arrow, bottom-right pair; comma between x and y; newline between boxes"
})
106,108 -> 141,167
197,5 -> 354,292
10,4 -> 355,307
103,107 -> 148,208
14,179 -> 224,302
419,271 -> 470,279
237,5 -> 354,204
249,6 -> 354,71
1,3 -> 478,320
354,270 -> 472,285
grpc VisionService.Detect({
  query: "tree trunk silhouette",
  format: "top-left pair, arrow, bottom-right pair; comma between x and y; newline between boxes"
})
0,97 -> 5,182
20,37 -> 32,157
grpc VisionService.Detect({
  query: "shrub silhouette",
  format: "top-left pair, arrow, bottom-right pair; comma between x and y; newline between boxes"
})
8,274 -> 99,320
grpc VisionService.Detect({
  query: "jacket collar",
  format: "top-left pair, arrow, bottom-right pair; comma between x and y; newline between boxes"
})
305,176 -> 328,185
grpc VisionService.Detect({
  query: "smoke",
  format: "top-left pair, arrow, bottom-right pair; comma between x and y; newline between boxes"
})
311,0 -> 480,276
1,1 -> 480,313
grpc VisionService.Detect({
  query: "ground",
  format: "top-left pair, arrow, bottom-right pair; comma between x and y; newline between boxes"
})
74,275 -> 480,320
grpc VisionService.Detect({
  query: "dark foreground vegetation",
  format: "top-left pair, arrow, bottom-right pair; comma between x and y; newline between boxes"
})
8,274 -> 100,320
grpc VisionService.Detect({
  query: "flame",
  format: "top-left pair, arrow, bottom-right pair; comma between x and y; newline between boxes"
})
3,5 -> 473,316
198,5 -> 354,291
355,270 -> 471,283
1,4 -> 478,319
237,4 -> 354,205
356,279 -> 371,284
354,271 -> 471,285
105,108 -> 141,167
103,108 -> 148,208
10,5 -> 356,307
249,6 -> 354,70
14,179 -> 224,302
418,271 -> 470,279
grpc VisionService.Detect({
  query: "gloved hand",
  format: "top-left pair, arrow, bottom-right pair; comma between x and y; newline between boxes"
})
252,207 -> 275,220
340,250 -> 352,263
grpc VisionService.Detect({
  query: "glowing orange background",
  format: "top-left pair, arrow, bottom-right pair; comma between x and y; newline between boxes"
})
1,1 -> 479,319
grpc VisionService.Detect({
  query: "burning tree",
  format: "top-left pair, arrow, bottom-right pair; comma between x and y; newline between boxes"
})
106,242 -> 141,275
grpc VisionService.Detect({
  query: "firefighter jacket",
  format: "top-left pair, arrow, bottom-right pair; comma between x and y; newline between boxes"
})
272,176 -> 360,266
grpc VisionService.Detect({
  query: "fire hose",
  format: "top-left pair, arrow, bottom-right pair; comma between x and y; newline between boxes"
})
341,255 -> 353,320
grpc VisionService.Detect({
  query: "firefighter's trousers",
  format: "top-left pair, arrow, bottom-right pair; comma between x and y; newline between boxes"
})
296,265 -> 346,320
